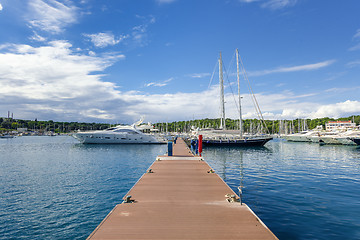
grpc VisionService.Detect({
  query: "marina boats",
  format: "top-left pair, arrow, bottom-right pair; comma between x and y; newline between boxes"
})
0,134 -> 15,138
199,49 -> 272,147
285,129 -> 360,145
319,130 -> 360,145
308,131 -> 337,143
284,130 -> 320,142
73,120 -> 166,144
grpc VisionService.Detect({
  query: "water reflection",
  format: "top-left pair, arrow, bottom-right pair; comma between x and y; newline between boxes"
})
1,137 -> 360,240
203,139 -> 360,240
0,136 -> 166,240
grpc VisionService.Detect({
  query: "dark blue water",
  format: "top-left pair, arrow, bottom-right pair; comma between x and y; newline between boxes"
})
0,136 -> 359,239
203,140 -> 360,240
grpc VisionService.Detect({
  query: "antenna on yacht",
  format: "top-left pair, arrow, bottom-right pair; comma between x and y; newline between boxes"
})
134,116 -> 145,126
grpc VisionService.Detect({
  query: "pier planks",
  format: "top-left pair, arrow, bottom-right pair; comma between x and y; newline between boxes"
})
87,138 -> 277,240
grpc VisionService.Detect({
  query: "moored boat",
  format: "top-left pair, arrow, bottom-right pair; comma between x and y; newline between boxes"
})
335,131 -> 360,145
0,134 -> 15,138
319,130 -> 360,145
284,131 -> 322,142
199,49 -> 272,147
202,136 -> 272,147
73,120 -> 166,144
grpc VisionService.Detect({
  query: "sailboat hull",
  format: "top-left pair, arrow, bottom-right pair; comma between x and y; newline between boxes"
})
202,137 -> 272,147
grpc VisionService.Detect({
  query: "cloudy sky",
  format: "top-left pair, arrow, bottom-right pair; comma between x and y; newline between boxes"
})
0,0 -> 359,123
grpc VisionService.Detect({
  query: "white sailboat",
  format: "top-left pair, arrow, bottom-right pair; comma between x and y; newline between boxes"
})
201,49 -> 272,147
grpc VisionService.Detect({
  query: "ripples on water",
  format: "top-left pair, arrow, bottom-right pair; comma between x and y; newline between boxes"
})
1,137 -> 359,239
204,139 -> 360,240
0,136 -> 163,239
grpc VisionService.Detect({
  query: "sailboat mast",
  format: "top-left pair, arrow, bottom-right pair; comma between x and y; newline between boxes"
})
219,52 -> 226,130
236,49 -> 243,138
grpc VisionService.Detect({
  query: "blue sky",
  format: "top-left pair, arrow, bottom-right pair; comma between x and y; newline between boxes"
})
0,0 -> 360,123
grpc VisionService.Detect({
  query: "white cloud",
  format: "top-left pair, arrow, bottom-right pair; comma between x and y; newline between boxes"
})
309,100 -> 360,119
239,0 -> 259,3
0,3 -> 3,11
29,31 -> 47,42
145,82 -> 167,87
261,0 -> 297,10
83,32 -> 128,48
346,60 -> 360,68
188,73 -> 211,78
353,29 -> 360,39
249,60 -> 335,76
131,15 -> 156,47
239,0 -> 297,10
0,41 -> 125,122
349,44 -> 360,51
325,86 -> 360,94
145,77 -> 173,87
82,15 -> 155,49
349,29 -> 360,51
155,0 -> 176,4
0,42 -> 358,123
233,92 -> 360,120
120,86 -> 221,121
121,89 -> 360,122
27,0 -> 78,34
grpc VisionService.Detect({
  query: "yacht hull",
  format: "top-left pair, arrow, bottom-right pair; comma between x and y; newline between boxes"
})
284,135 -> 312,142
336,138 -> 357,145
319,137 -> 342,145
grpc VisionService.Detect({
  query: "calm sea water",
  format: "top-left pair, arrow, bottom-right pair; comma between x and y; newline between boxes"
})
0,136 -> 359,239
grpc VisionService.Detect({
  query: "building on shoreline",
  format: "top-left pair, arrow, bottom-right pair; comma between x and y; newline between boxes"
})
325,121 -> 357,131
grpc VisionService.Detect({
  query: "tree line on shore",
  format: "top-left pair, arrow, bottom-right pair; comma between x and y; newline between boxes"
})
154,115 -> 360,134
0,118 -> 111,134
1,115 -> 359,134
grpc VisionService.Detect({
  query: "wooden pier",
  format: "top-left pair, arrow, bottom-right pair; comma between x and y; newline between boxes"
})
87,138 -> 277,239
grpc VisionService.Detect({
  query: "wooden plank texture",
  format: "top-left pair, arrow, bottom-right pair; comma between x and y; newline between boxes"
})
88,138 -> 277,240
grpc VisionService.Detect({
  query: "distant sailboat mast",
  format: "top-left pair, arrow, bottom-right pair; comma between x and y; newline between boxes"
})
219,52 -> 226,130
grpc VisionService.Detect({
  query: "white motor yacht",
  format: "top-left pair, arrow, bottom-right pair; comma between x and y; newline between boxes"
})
328,130 -> 360,145
283,131 -> 320,142
73,123 -> 166,144
308,131 -> 337,143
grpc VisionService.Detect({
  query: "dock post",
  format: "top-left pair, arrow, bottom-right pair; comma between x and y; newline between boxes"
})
198,135 -> 203,156
167,141 -> 173,156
